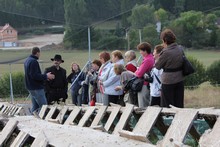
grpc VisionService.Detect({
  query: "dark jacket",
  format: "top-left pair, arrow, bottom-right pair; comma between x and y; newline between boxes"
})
155,43 -> 184,84
44,66 -> 68,103
67,71 -> 85,92
44,66 -> 67,91
24,55 -> 47,90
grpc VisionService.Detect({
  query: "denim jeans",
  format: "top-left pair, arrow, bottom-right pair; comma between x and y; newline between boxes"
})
28,89 -> 47,113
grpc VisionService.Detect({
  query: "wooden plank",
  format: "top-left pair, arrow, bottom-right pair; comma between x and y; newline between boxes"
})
45,106 -> 57,121
48,106 -> 68,124
14,107 -> 25,116
56,106 -> 68,124
4,105 -> 13,115
0,120 -> 18,146
90,106 -> 107,127
31,131 -> 48,147
119,107 -> 161,142
159,109 -> 198,147
118,130 -> 149,142
10,131 -> 29,147
113,104 -> 134,135
9,106 -> 17,116
104,106 -> 121,132
78,107 -> 96,127
199,117 -> 220,147
38,105 -> 48,119
64,107 -> 81,125
0,105 -> 8,114
133,107 -> 162,135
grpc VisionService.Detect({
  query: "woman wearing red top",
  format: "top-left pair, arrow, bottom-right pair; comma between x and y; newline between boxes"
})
125,50 -> 138,73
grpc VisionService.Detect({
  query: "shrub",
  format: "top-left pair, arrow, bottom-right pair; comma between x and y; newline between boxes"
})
0,72 -> 28,98
207,60 -> 220,85
184,56 -> 207,88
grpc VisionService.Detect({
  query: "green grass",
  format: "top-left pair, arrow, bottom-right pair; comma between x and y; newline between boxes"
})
185,50 -> 220,67
0,49 -> 220,76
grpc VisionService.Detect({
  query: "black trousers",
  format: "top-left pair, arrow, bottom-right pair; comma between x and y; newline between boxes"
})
150,96 -> 161,106
161,81 -> 184,108
108,95 -> 125,106
46,89 -> 67,105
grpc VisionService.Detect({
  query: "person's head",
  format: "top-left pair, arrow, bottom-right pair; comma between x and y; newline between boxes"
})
125,50 -> 136,62
71,62 -> 80,73
91,59 -> 102,71
111,50 -> 123,63
51,54 -> 64,68
137,42 -> 152,57
114,64 -> 126,75
160,29 -> 176,46
99,51 -> 110,64
32,47 -> 40,58
153,45 -> 164,60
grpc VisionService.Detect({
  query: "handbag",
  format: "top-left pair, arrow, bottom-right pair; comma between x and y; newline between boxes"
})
130,77 -> 144,92
182,55 -> 195,76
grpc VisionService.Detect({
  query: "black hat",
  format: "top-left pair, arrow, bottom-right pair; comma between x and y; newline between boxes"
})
51,54 -> 64,63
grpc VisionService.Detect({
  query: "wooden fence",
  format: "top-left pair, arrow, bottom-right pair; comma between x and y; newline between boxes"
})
1,102 -> 220,146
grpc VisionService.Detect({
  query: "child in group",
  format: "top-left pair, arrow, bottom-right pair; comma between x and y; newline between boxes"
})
150,45 -> 164,106
67,62 -> 85,105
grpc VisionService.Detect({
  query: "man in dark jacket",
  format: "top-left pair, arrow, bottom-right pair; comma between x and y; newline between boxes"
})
44,54 -> 68,104
24,47 -> 55,113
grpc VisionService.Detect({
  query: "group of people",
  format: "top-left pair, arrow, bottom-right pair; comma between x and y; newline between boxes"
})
24,29 -> 185,114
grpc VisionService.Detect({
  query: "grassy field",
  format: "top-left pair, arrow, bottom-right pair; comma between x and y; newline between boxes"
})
0,49 -> 220,108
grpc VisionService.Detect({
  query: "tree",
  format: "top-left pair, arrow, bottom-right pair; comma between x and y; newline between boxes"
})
172,11 -> 205,47
64,0 -> 89,49
128,4 -> 155,29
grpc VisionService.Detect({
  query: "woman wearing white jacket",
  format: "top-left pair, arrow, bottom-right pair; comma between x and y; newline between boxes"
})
101,50 -> 124,106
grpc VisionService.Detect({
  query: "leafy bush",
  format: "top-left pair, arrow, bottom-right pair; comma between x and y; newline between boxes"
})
206,60 -> 220,85
0,72 -> 28,98
184,56 -> 207,88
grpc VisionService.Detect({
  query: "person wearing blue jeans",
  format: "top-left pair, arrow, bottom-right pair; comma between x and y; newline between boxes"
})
24,47 -> 55,113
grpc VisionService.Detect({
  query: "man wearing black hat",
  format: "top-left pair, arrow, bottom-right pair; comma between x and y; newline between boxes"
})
44,54 -> 68,104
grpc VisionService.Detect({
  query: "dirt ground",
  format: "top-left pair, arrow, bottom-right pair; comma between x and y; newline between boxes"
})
1,34 -> 64,50
9,116 -> 152,147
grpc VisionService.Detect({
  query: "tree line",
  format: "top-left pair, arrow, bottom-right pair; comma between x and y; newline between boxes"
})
1,0 -> 220,49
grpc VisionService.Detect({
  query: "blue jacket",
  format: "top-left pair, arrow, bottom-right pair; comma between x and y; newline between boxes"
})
24,55 -> 47,90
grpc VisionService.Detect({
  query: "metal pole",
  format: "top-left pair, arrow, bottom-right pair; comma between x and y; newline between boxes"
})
88,27 -> 91,105
9,64 -> 14,104
139,29 -> 142,43
88,27 -> 91,62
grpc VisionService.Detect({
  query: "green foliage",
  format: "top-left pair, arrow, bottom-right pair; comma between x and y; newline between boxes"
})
142,24 -> 160,46
207,60 -> 220,85
184,56 -> 207,88
128,29 -> 139,49
0,72 -> 28,98
154,8 -> 168,22
128,4 -> 155,28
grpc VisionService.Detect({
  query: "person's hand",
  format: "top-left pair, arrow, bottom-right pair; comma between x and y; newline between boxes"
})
47,72 -> 55,80
115,86 -> 122,91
